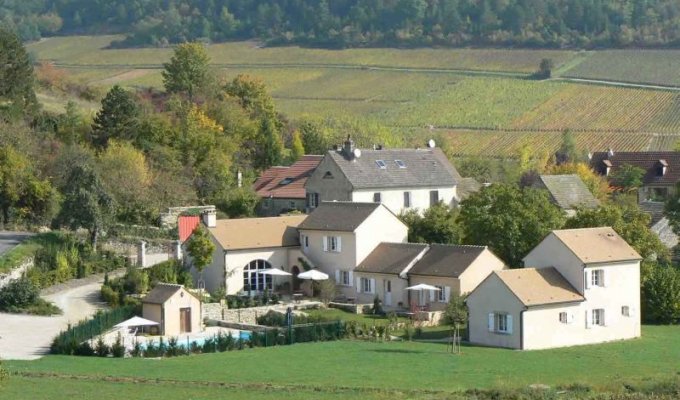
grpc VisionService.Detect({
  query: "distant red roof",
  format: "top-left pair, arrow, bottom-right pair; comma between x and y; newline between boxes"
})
178,215 -> 201,242
253,155 -> 323,200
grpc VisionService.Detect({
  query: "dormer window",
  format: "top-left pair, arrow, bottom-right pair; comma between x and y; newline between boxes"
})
375,160 -> 386,169
279,177 -> 294,186
657,160 -> 668,177
395,160 -> 406,169
323,171 -> 334,179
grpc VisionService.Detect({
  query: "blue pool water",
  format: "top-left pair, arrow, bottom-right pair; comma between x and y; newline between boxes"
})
138,330 -> 251,350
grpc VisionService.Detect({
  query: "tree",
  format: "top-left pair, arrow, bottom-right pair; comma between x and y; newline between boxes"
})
162,43 -> 212,100
555,130 -> 579,165
642,263 -> 680,324
534,58 -> 554,79
0,28 -> 38,121
290,130 -> 305,162
224,74 -> 276,119
91,85 -> 140,149
257,115 -> 284,169
459,184 -> 565,266
444,292 -> 468,354
186,225 -> 215,291
610,163 -> 645,191
565,204 -> 669,262
400,203 -> 461,244
547,162 -> 610,202
54,163 -> 113,250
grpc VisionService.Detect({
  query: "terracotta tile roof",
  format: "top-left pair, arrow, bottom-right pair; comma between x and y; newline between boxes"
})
253,155 -> 323,199
178,215 -> 201,242
209,215 -> 307,250
298,202 -> 382,232
409,244 -> 489,278
551,227 -> 642,264
355,243 -> 428,275
590,151 -> 680,187
495,268 -> 584,307
535,174 -> 600,210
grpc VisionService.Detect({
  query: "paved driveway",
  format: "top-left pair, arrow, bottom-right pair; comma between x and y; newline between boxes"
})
0,231 -> 34,256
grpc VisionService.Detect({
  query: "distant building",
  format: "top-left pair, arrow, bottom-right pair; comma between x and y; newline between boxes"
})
532,174 -> 599,216
253,155 -> 323,216
305,137 -> 462,215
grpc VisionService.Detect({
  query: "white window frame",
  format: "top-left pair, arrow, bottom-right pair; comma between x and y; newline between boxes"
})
340,270 -> 351,286
307,192 -> 319,208
360,277 -> 374,293
435,286 -> 445,302
429,190 -> 439,206
592,308 -> 605,326
559,312 -> 568,324
591,269 -> 604,287
496,313 -> 509,333
326,236 -> 341,252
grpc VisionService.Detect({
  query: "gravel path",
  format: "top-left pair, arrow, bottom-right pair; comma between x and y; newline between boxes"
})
0,231 -> 33,256
0,270 -> 125,360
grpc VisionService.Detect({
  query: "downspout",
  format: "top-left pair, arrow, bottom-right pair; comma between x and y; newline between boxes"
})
520,308 -> 527,350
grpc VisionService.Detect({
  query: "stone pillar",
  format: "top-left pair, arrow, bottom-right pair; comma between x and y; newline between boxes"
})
175,240 -> 183,260
138,241 -> 146,268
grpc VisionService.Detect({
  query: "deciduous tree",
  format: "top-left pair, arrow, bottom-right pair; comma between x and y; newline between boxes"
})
400,203 -> 461,245
187,225 -> 215,291
610,163 -> 645,192
162,43 -> 211,100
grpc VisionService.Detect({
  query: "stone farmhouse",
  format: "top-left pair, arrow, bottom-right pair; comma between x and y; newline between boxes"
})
467,227 -> 641,350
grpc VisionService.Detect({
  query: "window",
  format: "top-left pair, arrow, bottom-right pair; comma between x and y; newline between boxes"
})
340,271 -> 350,286
395,160 -> 406,169
622,306 -> 630,317
403,191 -> 412,208
301,234 -> 309,250
373,192 -> 382,203
322,171 -> 334,179
429,190 -> 439,206
375,160 -> 387,169
591,269 -> 604,287
435,286 -> 445,302
592,309 -> 605,326
307,192 -> 319,208
361,277 -> 373,293
324,236 -> 341,253
243,259 -> 273,293
488,313 -> 512,334
559,312 -> 568,324
279,177 -> 293,186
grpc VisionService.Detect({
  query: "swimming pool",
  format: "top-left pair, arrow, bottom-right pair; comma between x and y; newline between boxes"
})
137,330 -> 252,350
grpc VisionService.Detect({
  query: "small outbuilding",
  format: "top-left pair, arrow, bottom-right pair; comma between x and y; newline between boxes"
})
142,284 -> 202,336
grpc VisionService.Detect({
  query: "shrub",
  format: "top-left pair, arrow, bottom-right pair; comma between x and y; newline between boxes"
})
75,341 -> 95,356
111,333 -> 125,358
130,340 -> 142,357
95,337 -> 110,357
0,277 -> 40,310
371,295 -> 383,315
318,280 -> 337,305
100,284 -> 120,307
0,360 -> 8,384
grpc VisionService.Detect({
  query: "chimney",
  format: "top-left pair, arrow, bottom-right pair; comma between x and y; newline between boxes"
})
607,148 -> 614,158
201,209 -> 217,228
343,135 -> 355,159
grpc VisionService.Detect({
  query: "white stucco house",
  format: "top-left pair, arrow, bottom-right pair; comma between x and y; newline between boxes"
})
467,227 -> 642,350
304,137 -> 464,215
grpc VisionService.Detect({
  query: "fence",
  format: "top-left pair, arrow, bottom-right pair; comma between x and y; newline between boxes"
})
51,305 -> 138,355
251,321 -> 347,347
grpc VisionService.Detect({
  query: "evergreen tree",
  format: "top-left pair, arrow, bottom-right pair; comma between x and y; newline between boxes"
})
290,130 -> 305,162
0,28 -> 38,121
91,85 -> 140,149
257,116 -> 283,169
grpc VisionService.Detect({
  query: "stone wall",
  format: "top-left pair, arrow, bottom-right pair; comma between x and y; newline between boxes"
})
202,302 -> 322,325
160,205 -> 216,228
0,259 -> 33,289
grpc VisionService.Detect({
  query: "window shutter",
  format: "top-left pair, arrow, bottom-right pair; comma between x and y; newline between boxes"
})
630,306 -> 636,318
444,287 -> 451,303
488,313 -> 495,332
335,270 -> 340,283
323,236 -> 328,252
568,313 -> 575,324
429,290 -> 435,302
602,309 -> 607,326
356,277 -> 361,293
506,315 -> 513,334
584,270 -> 590,289
370,279 -> 375,294
585,310 -> 591,329
602,270 -> 608,287
348,271 -> 353,286
337,236 -> 342,252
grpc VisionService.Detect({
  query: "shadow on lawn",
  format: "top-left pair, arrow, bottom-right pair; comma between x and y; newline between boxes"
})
369,349 -> 425,354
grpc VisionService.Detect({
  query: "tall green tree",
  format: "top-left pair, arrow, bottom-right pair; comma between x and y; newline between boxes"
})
555,130 -> 579,165
187,225 -> 215,291
91,85 -> 140,149
400,203 -> 461,244
458,184 -> 565,266
162,43 -> 211,100
0,28 -> 38,121
257,115 -> 284,169
290,130 -> 305,162
642,263 -> 680,324
610,163 -> 646,191
54,163 -> 113,250
566,204 -> 669,262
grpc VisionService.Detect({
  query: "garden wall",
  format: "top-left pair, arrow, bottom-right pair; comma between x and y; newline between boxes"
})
0,259 -> 33,290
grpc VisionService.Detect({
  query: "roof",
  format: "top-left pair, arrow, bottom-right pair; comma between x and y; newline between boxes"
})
494,268 -> 585,307
178,215 -> 201,242
408,244 -> 488,278
535,174 -> 600,210
550,227 -> 642,264
209,215 -> 307,250
355,243 -> 428,275
590,151 -> 680,186
253,155 -> 323,199
143,284 -> 184,304
327,147 -> 458,189
298,202 -> 382,232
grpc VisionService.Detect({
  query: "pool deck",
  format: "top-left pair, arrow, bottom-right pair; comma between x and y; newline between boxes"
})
94,326 -> 246,351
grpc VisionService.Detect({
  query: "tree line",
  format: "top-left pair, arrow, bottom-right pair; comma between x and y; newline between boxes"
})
4,0 -> 680,49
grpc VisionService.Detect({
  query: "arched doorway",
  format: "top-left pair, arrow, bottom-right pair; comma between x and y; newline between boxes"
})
243,260 -> 272,294
291,266 -> 301,291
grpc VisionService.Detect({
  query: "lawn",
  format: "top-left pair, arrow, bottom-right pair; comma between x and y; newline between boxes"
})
5,325 -> 680,398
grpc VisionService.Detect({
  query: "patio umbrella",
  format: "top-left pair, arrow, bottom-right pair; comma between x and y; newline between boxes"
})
405,284 -> 441,307
258,268 -> 292,276
297,269 -> 329,280
114,316 -> 159,329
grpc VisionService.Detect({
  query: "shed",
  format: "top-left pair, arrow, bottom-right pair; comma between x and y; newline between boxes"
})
142,284 -> 201,336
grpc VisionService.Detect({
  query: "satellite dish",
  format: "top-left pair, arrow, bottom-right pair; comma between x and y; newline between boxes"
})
427,139 -> 436,148
353,148 -> 362,159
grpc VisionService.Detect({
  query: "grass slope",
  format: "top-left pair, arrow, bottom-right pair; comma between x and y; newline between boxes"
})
6,326 -> 680,395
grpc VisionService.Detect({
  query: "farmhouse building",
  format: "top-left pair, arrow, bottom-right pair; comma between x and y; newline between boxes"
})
253,155 -> 323,216
467,227 -> 641,350
305,137 -> 461,215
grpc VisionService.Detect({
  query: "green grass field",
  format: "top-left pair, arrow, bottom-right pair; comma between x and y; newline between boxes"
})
3,325 -> 680,400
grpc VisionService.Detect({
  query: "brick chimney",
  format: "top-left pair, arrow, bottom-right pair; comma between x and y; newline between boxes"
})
343,135 -> 355,159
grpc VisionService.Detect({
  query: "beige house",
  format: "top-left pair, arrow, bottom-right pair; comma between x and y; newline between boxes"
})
297,201 -> 408,298
142,284 -> 202,336
354,243 -> 506,310
468,227 -> 642,350
305,137 -> 460,215
195,212 -> 310,295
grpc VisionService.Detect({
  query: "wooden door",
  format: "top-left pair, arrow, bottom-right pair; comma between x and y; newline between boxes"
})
180,308 -> 192,333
